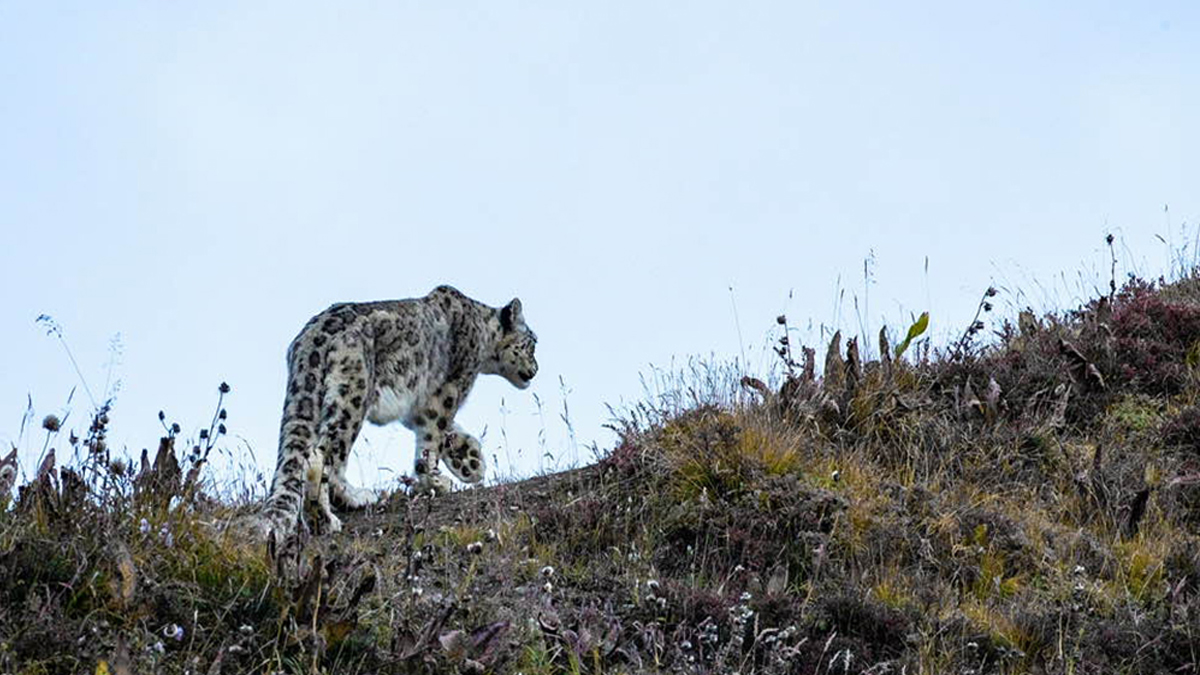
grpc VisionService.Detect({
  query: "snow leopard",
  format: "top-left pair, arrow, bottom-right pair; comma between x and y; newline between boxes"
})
259,285 -> 537,535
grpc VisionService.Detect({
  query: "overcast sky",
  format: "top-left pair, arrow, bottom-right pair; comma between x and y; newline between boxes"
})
1,2 -> 1196,492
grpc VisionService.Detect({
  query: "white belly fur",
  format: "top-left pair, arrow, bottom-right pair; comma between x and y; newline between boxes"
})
367,386 -> 417,428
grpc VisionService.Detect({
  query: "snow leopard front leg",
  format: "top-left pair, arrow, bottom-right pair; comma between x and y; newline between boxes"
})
440,423 -> 486,483
411,380 -> 484,493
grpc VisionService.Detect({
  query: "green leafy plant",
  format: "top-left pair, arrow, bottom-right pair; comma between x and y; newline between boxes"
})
894,311 -> 930,359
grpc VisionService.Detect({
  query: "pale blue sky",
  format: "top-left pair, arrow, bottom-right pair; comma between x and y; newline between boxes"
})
1,2 -> 1196,490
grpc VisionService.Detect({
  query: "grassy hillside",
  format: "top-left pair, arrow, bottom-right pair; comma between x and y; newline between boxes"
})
2,275 -> 1200,674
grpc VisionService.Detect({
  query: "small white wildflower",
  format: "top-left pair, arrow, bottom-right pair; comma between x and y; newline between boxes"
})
467,541 -> 484,555
411,586 -> 424,598
486,528 -> 498,541
681,640 -> 693,650
227,644 -> 244,654
739,592 -> 752,602
656,596 -> 667,610
162,623 -> 185,641
733,564 -> 745,573
238,624 -> 253,635
159,525 -> 174,548
831,469 -> 841,482
540,565 -> 555,578
646,579 -> 660,592
152,640 -> 165,654
543,581 -> 553,593
139,518 -> 151,534
1073,565 -> 1086,575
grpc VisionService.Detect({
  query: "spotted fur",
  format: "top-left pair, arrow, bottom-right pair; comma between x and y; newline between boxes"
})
260,285 -> 537,535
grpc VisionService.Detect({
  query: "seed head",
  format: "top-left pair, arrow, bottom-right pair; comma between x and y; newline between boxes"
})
42,415 -> 61,432
219,382 -> 231,394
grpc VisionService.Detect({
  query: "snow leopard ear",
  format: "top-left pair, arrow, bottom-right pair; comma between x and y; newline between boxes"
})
500,298 -> 524,332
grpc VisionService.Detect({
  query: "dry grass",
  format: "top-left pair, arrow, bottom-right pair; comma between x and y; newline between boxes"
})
3,273 -> 1200,673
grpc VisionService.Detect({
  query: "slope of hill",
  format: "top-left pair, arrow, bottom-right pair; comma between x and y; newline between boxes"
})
2,275 -> 1199,674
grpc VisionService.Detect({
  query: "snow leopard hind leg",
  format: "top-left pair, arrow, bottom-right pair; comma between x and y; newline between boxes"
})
310,332 -> 376,533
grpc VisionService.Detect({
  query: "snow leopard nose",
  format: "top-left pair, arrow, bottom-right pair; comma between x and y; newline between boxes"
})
519,365 -> 537,382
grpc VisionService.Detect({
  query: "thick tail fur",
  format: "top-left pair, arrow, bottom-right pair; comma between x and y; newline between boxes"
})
261,340 -> 322,532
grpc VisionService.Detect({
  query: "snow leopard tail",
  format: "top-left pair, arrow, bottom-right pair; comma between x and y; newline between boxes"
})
261,334 -> 325,534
